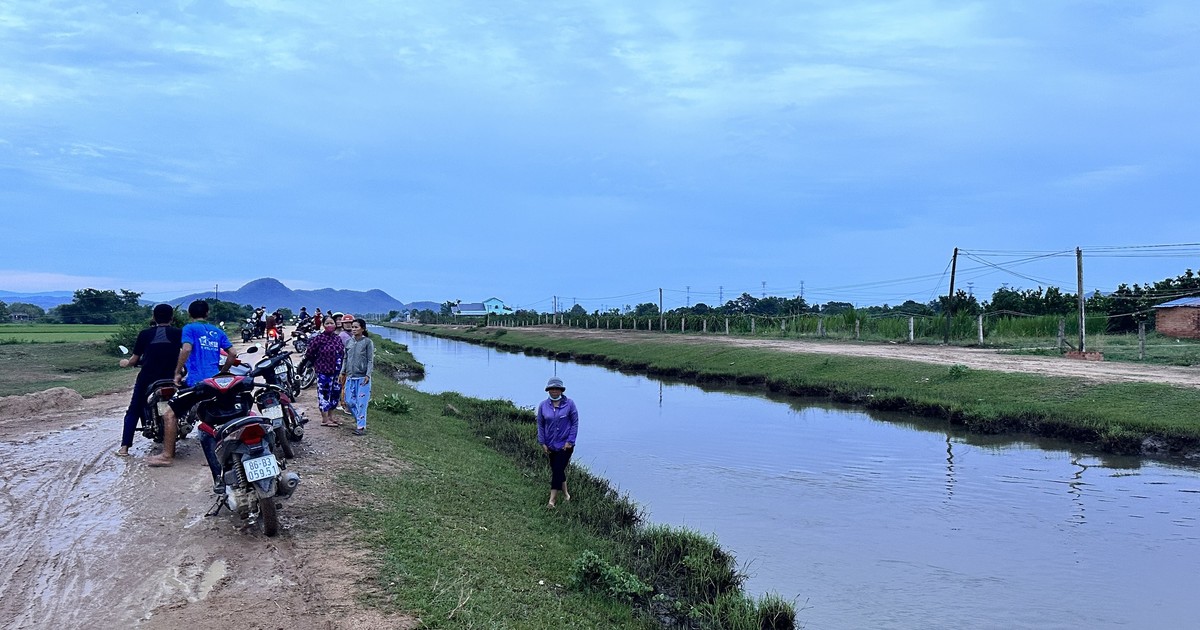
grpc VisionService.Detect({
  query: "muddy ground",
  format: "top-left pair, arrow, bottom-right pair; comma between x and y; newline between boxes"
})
504,326 -> 1200,388
0,337 -> 417,629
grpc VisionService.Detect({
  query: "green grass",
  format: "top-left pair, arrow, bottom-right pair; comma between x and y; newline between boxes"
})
0,340 -> 134,397
0,323 -> 123,343
355,375 -> 794,628
389,324 -> 1200,456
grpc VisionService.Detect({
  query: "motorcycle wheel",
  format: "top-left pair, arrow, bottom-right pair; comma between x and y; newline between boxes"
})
242,331 -> 251,343
283,402 -> 304,443
275,427 -> 296,459
257,494 -> 280,537
293,338 -> 308,354
299,362 -> 316,389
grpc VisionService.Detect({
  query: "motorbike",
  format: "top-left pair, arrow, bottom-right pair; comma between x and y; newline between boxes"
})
230,347 -> 307,452
239,318 -> 255,343
188,368 -> 300,536
291,324 -> 313,355
118,345 -> 197,444
295,355 -> 317,389
258,339 -> 302,400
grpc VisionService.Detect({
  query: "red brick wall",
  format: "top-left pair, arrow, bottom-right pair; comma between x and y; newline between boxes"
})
1156,308 -> 1200,339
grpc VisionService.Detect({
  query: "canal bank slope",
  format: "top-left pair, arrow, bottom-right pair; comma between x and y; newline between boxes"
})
388,324 -> 1200,457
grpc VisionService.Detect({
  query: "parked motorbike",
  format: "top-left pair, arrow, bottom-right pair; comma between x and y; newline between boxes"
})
118,345 -> 196,444
240,319 -> 255,343
295,355 -> 317,389
258,339 -> 302,400
190,370 -> 300,536
230,348 -> 307,452
291,326 -> 313,355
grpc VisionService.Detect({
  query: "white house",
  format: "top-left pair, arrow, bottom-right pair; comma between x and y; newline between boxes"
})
453,297 -> 514,316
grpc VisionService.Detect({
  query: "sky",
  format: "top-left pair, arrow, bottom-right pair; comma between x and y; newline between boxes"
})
2,1 -> 1199,313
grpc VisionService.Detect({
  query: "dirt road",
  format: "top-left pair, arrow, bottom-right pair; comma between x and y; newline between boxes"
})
0,342 -> 415,629
512,327 -> 1200,388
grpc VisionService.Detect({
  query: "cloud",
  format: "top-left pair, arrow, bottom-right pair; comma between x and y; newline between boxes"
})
0,270 -> 117,292
1055,165 -> 1147,190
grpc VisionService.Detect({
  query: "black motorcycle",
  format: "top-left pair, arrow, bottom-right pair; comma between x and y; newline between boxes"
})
186,369 -> 301,536
257,340 -> 302,400
239,319 -> 255,343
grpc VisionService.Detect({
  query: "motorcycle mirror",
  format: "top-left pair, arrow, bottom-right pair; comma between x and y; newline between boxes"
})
220,321 -> 226,327
244,345 -> 261,354
118,345 -> 130,355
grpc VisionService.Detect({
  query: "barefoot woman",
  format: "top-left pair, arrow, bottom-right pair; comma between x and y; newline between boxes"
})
536,377 -> 578,508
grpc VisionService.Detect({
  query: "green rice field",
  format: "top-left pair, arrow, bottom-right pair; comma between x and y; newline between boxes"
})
0,324 -> 123,343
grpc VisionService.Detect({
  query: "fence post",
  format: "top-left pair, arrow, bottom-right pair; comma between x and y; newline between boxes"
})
1139,322 -> 1146,360
908,317 -> 915,342
702,319 -> 707,333
725,317 -> 730,334
751,317 -> 756,334
977,314 -> 984,345
1058,318 -> 1066,351
855,319 -> 861,340
682,317 -> 686,333
818,317 -> 824,337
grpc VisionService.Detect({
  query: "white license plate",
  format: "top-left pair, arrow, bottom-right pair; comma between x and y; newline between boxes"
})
275,365 -> 289,376
260,405 -> 284,420
244,454 -> 279,482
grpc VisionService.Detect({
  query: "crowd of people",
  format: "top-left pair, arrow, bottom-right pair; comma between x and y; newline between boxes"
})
117,300 -> 577,507
117,300 -> 375,490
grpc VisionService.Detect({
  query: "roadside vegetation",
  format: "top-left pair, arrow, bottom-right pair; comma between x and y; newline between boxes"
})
387,324 -> 1200,456
354,345 -> 795,629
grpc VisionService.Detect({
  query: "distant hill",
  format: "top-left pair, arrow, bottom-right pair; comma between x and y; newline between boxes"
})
0,290 -> 75,310
405,301 -> 443,312
169,278 -> 407,315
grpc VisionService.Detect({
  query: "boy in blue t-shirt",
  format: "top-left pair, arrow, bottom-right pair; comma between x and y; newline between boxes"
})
146,300 -> 239,468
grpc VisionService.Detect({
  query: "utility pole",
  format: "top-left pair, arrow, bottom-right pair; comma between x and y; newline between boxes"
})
215,284 -> 219,301
800,280 -> 804,300
761,281 -> 766,298
944,247 -> 958,344
659,288 -> 664,331
1077,247 -> 1086,353
719,285 -> 723,305
686,285 -> 690,308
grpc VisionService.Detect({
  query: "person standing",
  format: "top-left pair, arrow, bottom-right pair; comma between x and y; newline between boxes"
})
340,318 -> 375,436
337,313 -> 354,414
305,316 -> 346,427
145,300 -> 238,470
116,304 -> 182,457
536,376 -> 578,508
265,313 -> 280,343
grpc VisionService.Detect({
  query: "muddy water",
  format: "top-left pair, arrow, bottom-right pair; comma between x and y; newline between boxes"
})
377,326 -> 1200,630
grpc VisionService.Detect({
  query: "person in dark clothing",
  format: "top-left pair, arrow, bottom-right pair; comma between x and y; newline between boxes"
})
116,304 -> 182,457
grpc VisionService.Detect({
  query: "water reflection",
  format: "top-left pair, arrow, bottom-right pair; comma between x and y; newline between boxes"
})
375,326 -> 1200,629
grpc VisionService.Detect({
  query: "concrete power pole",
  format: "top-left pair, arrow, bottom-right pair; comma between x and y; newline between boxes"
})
944,247 -> 958,344
1077,247 -> 1086,353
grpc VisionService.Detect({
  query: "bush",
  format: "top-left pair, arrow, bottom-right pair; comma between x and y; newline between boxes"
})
568,550 -> 651,603
374,393 -> 414,414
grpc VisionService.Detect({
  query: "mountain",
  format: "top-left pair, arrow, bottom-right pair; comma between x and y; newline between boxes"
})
0,290 -> 75,310
405,301 -> 443,312
169,278 -> 407,315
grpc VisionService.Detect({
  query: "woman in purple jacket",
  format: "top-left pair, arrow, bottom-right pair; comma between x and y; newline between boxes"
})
536,376 -> 578,508
304,316 -> 345,427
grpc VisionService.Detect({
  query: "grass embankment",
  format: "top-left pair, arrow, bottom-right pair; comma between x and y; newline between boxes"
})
0,323 -> 123,343
352,337 -> 795,629
388,324 -> 1200,456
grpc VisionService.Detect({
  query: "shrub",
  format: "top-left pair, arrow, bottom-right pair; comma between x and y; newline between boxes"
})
568,550 -> 651,603
374,393 -> 414,414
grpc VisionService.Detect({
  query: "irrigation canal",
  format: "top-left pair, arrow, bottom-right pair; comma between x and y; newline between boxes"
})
373,326 -> 1199,630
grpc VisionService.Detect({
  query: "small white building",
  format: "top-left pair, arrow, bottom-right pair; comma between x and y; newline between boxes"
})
453,297 -> 514,316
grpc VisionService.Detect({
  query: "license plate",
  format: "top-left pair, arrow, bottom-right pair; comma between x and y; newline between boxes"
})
260,405 -> 284,420
244,454 -> 279,482
275,365 -> 289,376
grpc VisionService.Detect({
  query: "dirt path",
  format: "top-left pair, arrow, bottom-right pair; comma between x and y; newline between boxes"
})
0,335 -> 416,629
511,327 -> 1200,388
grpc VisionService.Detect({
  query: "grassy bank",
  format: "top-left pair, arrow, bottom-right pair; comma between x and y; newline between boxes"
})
354,339 -> 795,628
386,324 -> 1200,456
0,323 -> 123,343
373,337 -> 426,379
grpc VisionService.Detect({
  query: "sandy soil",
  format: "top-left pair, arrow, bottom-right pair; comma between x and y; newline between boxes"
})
510,326 -> 1200,388
0,334 -> 417,629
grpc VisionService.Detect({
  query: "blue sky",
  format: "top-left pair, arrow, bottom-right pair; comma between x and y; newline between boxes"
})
2,1 -> 1198,312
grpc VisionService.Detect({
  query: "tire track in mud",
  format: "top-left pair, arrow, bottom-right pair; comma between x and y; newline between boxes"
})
0,360 -> 415,629
0,421 -> 133,628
